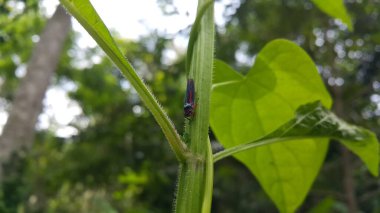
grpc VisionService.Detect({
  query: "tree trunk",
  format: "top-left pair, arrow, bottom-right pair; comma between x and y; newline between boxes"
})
0,6 -> 71,180
333,86 -> 359,213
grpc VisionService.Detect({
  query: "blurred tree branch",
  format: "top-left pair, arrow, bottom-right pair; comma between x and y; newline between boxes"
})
333,86 -> 359,213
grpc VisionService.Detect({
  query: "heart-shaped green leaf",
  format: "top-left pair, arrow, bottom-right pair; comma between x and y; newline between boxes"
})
210,39 -> 332,213
312,0 -> 353,31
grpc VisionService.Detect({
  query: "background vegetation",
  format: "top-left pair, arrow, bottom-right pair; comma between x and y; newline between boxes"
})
0,0 -> 379,212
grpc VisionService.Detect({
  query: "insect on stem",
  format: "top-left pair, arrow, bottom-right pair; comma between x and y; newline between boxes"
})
184,79 -> 196,119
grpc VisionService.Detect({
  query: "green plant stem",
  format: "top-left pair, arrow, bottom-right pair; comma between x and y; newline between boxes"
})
174,0 -> 214,212
186,1 -> 214,76
213,136 -> 327,162
175,157 -> 206,213
59,0 -> 188,162
202,137 -> 214,213
175,139 -> 213,213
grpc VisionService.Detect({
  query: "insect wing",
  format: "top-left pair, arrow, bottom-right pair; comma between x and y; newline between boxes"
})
185,79 -> 195,105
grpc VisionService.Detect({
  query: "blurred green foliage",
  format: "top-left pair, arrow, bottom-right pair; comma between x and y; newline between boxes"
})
0,0 -> 43,100
0,0 -> 379,212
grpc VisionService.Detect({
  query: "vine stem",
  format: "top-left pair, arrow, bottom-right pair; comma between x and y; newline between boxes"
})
213,136 -> 331,162
59,0 -> 189,162
174,0 -> 214,212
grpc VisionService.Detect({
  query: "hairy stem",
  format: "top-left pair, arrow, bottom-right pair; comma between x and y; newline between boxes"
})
59,0 -> 189,162
174,0 -> 214,212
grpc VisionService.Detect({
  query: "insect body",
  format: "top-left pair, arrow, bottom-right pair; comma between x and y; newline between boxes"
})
184,79 -> 196,119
